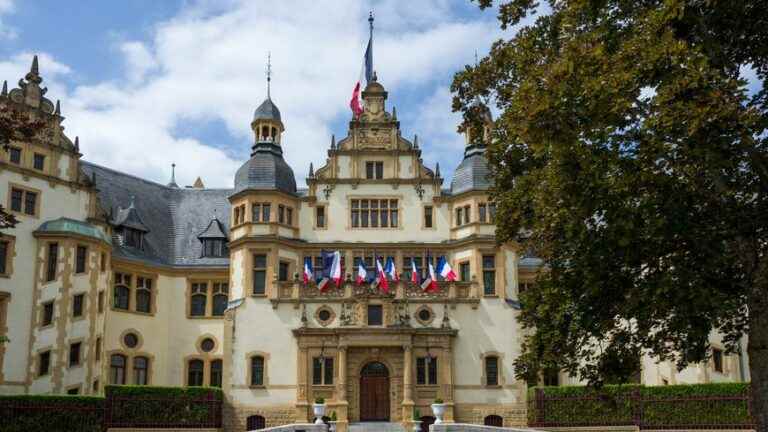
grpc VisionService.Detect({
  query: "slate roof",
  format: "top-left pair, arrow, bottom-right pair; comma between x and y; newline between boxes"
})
36,217 -> 111,244
450,146 -> 492,195
80,162 -> 232,267
253,97 -> 282,123
233,142 -> 297,195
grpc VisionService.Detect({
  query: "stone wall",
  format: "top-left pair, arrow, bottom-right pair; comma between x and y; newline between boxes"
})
223,402 -> 299,432
453,403 -> 527,428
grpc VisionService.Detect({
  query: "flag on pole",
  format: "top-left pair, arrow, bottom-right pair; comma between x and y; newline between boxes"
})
410,259 -> 419,284
303,257 -> 313,284
421,255 -> 439,293
385,257 -> 399,282
356,261 -> 368,285
436,256 -> 457,281
318,250 -> 342,291
350,13 -> 374,118
376,256 -> 389,294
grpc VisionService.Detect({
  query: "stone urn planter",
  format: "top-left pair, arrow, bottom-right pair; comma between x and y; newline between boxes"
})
431,399 -> 446,425
313,398 -> 327,425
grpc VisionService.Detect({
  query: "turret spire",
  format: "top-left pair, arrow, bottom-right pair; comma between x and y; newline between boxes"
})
54,100 -> 61,116
31,55 -> 39,75
266,52 -> 272,100
1,80 -> 7,97
168,163 -> 179,188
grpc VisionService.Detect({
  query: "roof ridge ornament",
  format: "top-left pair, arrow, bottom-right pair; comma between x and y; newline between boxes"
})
1,80 -> 7,97
168,163 -> 179,188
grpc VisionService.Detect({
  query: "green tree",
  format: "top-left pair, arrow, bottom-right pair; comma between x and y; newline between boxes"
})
453,0 -> 768,429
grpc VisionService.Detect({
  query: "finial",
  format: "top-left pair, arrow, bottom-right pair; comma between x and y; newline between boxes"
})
1,80 -> 7,97
74,136 -> 80,152
369,11 -> 374,30
24,55 -> 43,85
54,100 -> 61,115
372,70 -> 378,82
474,50 -> 479,67
266,52 -> 272,99
392,106 -> 397,120
413,134 -> 419,149
129,195 -> 136,208
212,208 -> 218,220
168,163 -> 179,188
309,162 -> 314,177
31,55 -> 39,75
435,162 -> 441,177
331,134 -> 336,149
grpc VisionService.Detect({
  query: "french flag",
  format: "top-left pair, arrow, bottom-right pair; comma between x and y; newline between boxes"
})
303,257 -> 313,284
436,256 -> 457,281
356,261 -> 368,285
350,16 -> 374,118
385,257 -> 399,282
376,257 -> 389,294
410,260 -> 419,284
421,258 -> 439,293
318,250 -> 342,291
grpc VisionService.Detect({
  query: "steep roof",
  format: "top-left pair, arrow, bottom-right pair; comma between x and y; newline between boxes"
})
253,98 -> 282,124
80,162 -> 232,267
36,217 -> 111,244
450,147 -> 492,195
233,142 -> 297,195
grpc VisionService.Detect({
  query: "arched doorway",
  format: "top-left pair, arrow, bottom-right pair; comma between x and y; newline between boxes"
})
359,361 -> 390,421
484,415 -> 503,427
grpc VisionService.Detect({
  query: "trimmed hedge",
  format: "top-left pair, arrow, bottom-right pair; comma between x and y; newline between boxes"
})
0,395 -> 104,432
528,382 -> 753,428
105,385 -> 223,427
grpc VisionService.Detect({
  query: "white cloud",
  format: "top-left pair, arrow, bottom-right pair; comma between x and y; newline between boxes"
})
1,0 -> 504,188
0,0 -> 16,39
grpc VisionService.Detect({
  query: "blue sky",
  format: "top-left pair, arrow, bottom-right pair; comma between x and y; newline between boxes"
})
0,0 -> 517,188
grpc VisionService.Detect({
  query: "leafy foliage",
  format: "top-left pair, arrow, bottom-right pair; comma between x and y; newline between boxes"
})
105,385 -> 222,427
452,1 -> 767,429
528,383 -> 752,427
0,395 -> 104,432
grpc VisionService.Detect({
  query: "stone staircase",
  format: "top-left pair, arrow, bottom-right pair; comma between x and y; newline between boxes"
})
348,422 -> 407,432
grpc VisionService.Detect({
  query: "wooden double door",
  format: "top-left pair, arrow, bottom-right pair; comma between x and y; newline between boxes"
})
359,362 -> 390,421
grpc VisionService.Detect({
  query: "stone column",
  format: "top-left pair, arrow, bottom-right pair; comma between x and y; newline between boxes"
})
401,345 -> 415,426
441,341 -> 456,423
295,345 -> 310,422
336,346 -> 349,432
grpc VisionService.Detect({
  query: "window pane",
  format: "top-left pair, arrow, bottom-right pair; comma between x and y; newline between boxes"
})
212,294 -> 227,316
134,356 -> 148,385
366,162 -> 374,179
69,342 -> 81,366
278,205 -> 285,224
428,358 -> 438,385
279,261 -> 289,281
10,189 -> 22,212
262,204 -> 271,222
324,358 -> 334,385
76,246 -> 87,273
486,357 -> 498,386
425,206 -> 433,228
191,294 -> 207,316
252,204 -> 260,222
251,356 -> 264,386
136,289 -> 151,313
0,241 -> 7,274
253,270 -> 266,295
312,358 -> 322,385
115,286 -> 129,310
483,271 -> 495,295
316,206 -> 325,228
9,147 -> 21,164
367,305 -> 383,326
483,255 -> 495,268
460,262 -> 470,282
73,294 -> 84,317
210,360 -> 223,387
188,360 -> 204,386
110,355 -> 126,385
34,154 -> 45,170
416,358 -> 426,385
375,162 -> 383,179
46,243 -> 58,282
254,254 -> 267,268
479,204 -> 487,223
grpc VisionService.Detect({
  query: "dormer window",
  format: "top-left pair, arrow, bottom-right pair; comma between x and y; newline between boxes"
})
202,239 -> 227,258
198,217 -> 229,258
113,200 -> 150,250
123,227 -> 144,249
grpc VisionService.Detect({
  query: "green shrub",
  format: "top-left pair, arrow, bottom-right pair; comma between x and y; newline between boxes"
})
106,385 -> 222,427
527,383 -> 752,427
0,395 -> 104,432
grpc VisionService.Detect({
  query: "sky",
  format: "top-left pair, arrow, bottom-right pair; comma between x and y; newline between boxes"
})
0,0 -> 525,189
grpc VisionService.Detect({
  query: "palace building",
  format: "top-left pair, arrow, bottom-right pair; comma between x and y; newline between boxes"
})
0,57 -> 749,432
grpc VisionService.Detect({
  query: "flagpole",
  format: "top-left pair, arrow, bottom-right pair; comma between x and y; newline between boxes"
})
368,11 -> 374,70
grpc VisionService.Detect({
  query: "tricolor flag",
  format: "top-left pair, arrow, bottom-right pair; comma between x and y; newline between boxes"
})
356,261 -> 368,285
318,250 -> 342,291
410,260 -> 419,284
385,257 -> 399,282
375,256 -> 389,294
421,257 -> 439,293
350,14 -> 374,118
436,256 -> 457,282
303,257 -> 313,284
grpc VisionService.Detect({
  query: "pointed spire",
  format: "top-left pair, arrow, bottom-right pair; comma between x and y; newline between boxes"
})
413,134 -> 419,149
91,171 -> 96,185
31,55 -> 39,75
266,51 -> 272,100
1,80 -> 7,97
54,100 -> 61,115
331,134 -> 336,149
193,176 -> 205,189
309,162 -> 314,177
129,195 -> 136,208
167,163 -> 179,188
435,163 -> 441,177
74,136 -> 80,153
392,106 -> 397,120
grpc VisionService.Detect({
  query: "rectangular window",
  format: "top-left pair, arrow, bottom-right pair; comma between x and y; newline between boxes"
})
278,261 -> 290,281
286,207 -> 293,226
489,202 -> 496,221
253,254 -> 267,295
136,277 -> 152,313
416,357 -> 438,385
365,161 -> 384,179
24,192 -> 37,216
42,301 -> 54,326
367,305 -> 383,326
69,342 -> 81,367
76,245 -> 87,274
251,356 -> 264,386
479,203 -> 487,223
713,348 -> 724,373
46,243 -> 58,282
95,337 -> 102,361
460,262 -> 470,282
312,357 -> 334,385
366,161 -> 374,179
483,255 -> 496,295
10,188 -> 22,212
72,294 -> 84,317
33,153 -> 45,170
98,291 -> 104,313
39,351 -> 51,376
252,203 -> 260,222
485,356 -> 499,386
424,206 -> 433,228
190,282 -> 207,316
464,205 -> 470,225
9,147 -> 21,164
0,240 -> 8,275
375,161 -> 383,179
456,207 -> 463,226
316,206 -> 325,228
351,199 -> 398,228
262,204 -> 271,222
100,253 -> 106,272
278,205 -> 285,224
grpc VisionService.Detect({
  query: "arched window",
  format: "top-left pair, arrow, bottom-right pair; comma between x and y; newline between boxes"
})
190,283 -> 207,316
484,415 -> 503,427
251,356 -> 264,386
212,283 -> 228,316
136,277 -> 152,313
246,415 -> 266,430
261,126 -> 269,139
188,359 -> 204,386
485,355 -> 499,386
133,356 -> 149,385
110,354 -> 126,385
114,285 -> 129,310
210,359 -> 222,387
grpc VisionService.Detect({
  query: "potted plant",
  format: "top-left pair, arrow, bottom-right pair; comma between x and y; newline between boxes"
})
329,411 -> 337,432
411,408 -> 422,432
313,397 -> 326,425
431,398 -> 446,424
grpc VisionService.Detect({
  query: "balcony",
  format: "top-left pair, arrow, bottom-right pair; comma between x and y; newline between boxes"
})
270,273 -> 480,309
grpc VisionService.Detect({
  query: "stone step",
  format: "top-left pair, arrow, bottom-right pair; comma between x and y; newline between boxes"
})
348,422 -> 407,432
